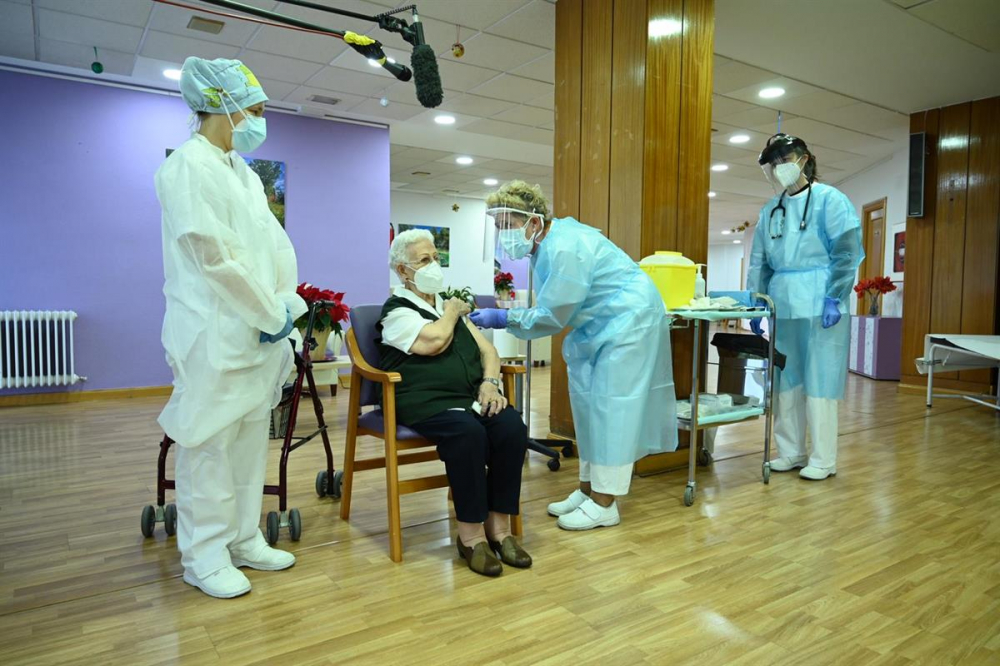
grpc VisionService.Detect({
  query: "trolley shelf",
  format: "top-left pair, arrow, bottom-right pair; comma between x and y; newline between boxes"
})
677,407 -> 764,430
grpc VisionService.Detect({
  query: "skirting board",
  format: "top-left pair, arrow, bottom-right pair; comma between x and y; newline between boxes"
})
0,385 -> 172,407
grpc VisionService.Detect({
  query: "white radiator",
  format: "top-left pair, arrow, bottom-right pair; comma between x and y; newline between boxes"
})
1,311 -> 86,389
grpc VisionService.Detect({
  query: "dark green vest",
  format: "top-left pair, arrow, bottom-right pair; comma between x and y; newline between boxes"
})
375,297 -> 484,426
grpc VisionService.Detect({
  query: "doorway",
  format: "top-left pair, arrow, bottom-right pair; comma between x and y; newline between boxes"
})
858,198 -> 887,310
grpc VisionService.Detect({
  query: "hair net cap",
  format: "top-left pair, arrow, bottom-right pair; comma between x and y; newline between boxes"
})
180,57 -> 268,114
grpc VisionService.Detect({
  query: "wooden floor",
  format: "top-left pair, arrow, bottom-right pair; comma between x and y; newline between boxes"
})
1,366 -> 999,665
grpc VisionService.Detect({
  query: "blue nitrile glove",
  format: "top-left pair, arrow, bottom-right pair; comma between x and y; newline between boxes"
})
469,308 -> 508,329
822,297 -> 842,329
260,308 -> 294,343
749,318 -> 764,336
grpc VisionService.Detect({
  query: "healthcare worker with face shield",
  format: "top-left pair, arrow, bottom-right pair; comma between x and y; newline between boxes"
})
154,57 -> 306,598
748,134 -> 864,481
470,181 -> 677,530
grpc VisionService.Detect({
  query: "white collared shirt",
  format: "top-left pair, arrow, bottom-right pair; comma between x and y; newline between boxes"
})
381,286 -> 446,354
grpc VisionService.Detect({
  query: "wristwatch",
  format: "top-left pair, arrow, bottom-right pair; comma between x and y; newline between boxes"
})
481,377 -> 500,390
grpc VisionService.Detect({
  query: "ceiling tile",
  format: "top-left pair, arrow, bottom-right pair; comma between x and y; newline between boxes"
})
711,94 -> 757,120
284,86 -> 367,111
774,90 -> 857,118
1,0 -> 33,33
527,91 -> 553,109
37,8 -> 143,53
812,102 -> 909,136
371,0 -> 533,31
509,51 -> 554,84
35,0 -> 153,27
395,147 -> 453,162
141,31 -> 241,62
0,26 -> 34,60
329,45 -> 410,78
712,60 -> 776,95
722,106 -> 790,133
38,39 -> 135,76
435,59 -> 502,92
438,94 -> 517,117
302,64 -> 391,94
519,164 -> 553,177
441,33 -> 548,71
471,74 -> 552,103
147,3 -> 260,47
246,25 -> 349,64
256,77 -> 300,101
486,0 -> 555,47
275,0 -> 385,36
774,117 -> 894,153
491,104 -> 553,127
349,98 -> 424,121
910,0 -> 1000,51
239,50 -> 325,84
460,118 -> 553,144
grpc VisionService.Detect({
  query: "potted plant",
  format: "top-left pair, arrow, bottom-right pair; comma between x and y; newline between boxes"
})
294,282 -> 350,361
853,276 -> 897,317
494,271 -> 516,308
440,286 -> 477,312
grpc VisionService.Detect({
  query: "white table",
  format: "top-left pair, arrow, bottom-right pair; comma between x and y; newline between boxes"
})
288,355 -> 352,396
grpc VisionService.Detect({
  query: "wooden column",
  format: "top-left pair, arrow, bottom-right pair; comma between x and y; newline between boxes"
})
550,0 -> 715,461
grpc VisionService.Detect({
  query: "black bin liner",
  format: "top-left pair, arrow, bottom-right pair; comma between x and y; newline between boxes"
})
711,333 -> 786,370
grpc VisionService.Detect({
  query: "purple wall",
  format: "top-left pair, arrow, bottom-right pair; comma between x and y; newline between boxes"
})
0,70 -> 389,393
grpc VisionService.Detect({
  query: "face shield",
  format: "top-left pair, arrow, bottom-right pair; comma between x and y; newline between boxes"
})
485,206 -> 543,261
759,133 -> 810,192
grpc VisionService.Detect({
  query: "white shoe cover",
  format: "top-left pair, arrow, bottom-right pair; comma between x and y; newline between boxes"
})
547,489 -> 589,517
799,465 -> 836,480
231,543 -> 296,571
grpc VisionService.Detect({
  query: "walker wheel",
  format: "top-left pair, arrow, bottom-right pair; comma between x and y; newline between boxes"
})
164,503 -> 178,536
683,486 -> 695,507
316,470 -> 328,498
332,470 -> 344,499
140,505 -> 156,538
289,508 -> 302,542
697,448 -> 713,467
547,457 -> 560,472
266,511 -> 280,545
763,463 -> 771,485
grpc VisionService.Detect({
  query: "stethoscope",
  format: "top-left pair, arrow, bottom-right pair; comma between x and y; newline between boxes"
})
769,184 -> 813,239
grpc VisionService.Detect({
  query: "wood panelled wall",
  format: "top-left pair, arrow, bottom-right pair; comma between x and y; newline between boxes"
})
900,96 -> 1000,393
550,0 -> 714,442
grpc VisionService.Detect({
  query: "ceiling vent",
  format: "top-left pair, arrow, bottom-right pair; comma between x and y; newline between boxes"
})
309,94 -> 341,106
187,16 -> 225,35
411,171 -> 431,176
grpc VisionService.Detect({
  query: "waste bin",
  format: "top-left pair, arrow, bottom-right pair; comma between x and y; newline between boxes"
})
711,333 -> 786,402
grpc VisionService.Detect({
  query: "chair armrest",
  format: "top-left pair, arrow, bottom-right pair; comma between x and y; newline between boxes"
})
500,364 -> 526,375
346,329 -> 402,384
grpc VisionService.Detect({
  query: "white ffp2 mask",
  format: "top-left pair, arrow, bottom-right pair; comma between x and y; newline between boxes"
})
774,159 -> 804,189
406,261 -> 444,295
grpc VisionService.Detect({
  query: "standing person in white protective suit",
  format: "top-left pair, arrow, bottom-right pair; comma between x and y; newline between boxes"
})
747,134 -> 864,481
155,57 -> 307,598
470,181 -> 677,531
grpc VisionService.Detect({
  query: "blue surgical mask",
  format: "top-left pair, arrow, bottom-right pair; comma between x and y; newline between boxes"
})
231,113 -> 267,153
499,224 -> 538,260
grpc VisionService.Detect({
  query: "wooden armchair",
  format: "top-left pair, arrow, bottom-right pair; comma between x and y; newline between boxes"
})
340,305 -> 525,563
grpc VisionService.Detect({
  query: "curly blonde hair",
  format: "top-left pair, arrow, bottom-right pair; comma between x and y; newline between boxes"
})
485,180 -> 552,221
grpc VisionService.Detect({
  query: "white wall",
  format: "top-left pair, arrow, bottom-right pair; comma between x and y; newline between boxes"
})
835,149 -> 909,317
707,243 -> 745,293
389,191 -> 493,295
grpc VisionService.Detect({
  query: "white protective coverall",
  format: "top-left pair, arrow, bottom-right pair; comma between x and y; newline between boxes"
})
155,133 -> 306,578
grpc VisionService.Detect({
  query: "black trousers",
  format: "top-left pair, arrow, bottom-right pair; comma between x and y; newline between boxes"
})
409,406 -> 528,523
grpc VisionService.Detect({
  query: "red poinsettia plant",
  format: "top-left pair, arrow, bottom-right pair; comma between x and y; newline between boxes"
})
854,276 -> 897,316
494,271 -> 515,297
295,282 -> 350,335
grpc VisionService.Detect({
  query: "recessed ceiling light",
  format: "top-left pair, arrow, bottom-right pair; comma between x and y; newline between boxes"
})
434,114 -> 456,125
729,134 -> 750,144
456,156 -> 473,165
733,240 -> 742,244
648,18 -> 682,37
708,191 -> 716,198
721,230 -> 732,235
711,164 -> 729,172
758,87 -> 785,99
163,68 -> 182,81
483,178 -> 498,186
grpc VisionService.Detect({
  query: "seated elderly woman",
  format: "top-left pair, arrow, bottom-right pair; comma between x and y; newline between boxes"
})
377,229 -> 532,577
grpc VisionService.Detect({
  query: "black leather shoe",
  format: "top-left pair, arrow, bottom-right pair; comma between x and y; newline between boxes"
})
457,538 -> 503,577
488,536 -> 533,569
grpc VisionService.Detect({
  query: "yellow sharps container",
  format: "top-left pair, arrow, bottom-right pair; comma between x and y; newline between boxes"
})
639,251 -> 697,309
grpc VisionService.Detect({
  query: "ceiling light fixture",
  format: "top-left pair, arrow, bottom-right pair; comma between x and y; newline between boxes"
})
708,191 -> 716,198
733,240 -> 742,244
434,114 -> 456,125
483,178 -> 498,186
163,68 -> 182,81
711,164 -> 729,172
729,134 -> 750,144
456,156 -> 473,165
721,230 -> 731,235
758,87 -> 785,99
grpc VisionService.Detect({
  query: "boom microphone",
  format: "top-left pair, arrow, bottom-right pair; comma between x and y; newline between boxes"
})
409,10 -> 443,108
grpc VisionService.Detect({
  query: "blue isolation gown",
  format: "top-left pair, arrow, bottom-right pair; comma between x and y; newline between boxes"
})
747,183 -> 864,400
507,217 -> 677,465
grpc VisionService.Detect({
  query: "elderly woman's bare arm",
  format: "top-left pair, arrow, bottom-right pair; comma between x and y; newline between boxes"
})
409,298 -> 471,356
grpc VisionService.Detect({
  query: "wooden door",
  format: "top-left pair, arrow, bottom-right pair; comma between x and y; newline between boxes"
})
859,198 -> 887,310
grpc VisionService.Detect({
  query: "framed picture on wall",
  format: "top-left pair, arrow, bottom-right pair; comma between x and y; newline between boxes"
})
398,224 -> 451,267
891,221 -> 906,281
